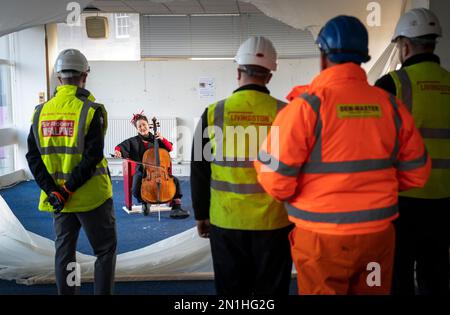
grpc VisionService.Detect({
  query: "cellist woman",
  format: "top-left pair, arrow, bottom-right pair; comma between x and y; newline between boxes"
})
114,112 -> 189,219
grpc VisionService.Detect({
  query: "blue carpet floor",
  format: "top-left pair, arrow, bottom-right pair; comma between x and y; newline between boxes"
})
0,177 -> 297,294
0,178 -> 196,255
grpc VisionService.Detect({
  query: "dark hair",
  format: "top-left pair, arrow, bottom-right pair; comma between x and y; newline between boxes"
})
60,71 -> 83,85
404,34 -> 437,51
131,113 -> 148,127
238,65 -> 271,80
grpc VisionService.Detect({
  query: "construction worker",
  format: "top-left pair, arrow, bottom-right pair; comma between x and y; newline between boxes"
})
191,36 -> 293,295
255,16 -> 431,295
375,8 -> 450,295
26,49 -> 117,295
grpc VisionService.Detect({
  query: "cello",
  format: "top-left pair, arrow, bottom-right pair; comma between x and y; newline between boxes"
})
141,117 -> 177,203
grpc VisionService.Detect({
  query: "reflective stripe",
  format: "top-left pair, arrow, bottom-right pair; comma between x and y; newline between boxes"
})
213,99 -> 226,160
212,160 -> 254,168
396,69 -> 413,112
52,167 -> 109,181
276,100 -> 287,112
299,93 -> 322,161
32,104 -> 44,154
211,180 -> 265,194
40,146 -> 81,155
389,95 -> 402,162
32,99 -> 99,154
78,100 -> 101,152
286,202 -> 398,224
298,93 -> 399,174
302,159 -> 393,174
432,159 -> 450,169
420,127 -> 450,139
396,151 -> 428,171
257,150 -> 300,177
300,93 -> 321,114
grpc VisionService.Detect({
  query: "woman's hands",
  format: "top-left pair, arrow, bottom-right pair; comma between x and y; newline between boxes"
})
155,132 -> 164,141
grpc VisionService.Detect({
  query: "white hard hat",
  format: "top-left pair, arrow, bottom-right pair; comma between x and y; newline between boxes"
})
55,49 -> 90,77
234,36 -> 277,71
392,8 -> 442,42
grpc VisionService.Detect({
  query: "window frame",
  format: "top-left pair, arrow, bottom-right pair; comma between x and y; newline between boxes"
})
115,13 -> 130,39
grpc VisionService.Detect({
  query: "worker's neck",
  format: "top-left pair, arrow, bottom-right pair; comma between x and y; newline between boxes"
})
403,49 -> 435,64
238,78 -> 266,88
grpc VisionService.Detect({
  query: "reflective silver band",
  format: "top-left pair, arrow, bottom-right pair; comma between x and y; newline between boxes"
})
276,100 -> 287,112
299,93 -> 322,162
32,99 -> 101,155
296,93 -> 401,174
396,69 -> 413,112
432,159 -> 450,169
389,95 -> 402,162
302,159 -> 393,174
419,127 -> 450,139
212,160 -> 254,168
257,150 -> 300,177
32,104 -> 44,154
396,152 -> 429,171
51,167 -> 109,181
40,146 -> 81,155
286,202 -> 398,224
211,180 -> 265,194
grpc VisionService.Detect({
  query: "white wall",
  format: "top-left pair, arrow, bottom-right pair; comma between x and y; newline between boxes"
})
11,26 -> 47,177
87,58 -> 320,161
430,0 -> 450,70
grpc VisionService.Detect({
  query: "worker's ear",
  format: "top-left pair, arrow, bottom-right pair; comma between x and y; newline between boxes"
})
80,73 -> 88,87
403,40 -> 411,60
320,53 -> 328,71
57,76 -> 63,85
265,73 -> 273,84
237,68 -> 242,81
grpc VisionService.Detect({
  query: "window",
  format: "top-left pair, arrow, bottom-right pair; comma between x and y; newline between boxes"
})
140,13 -> 319,59
115,13 -> 130,39
0,34 -> 15,175
57,13 -> 140,61
0,35 -> 13,128
0,145 -> 14,176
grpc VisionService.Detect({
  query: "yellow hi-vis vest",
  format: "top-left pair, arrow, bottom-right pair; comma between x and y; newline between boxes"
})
390,61 -> 450,198
206,89 -> 291,230
32,85 -> 112,212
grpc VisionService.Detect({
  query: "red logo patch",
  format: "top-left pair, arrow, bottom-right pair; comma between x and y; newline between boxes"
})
41,120 -> 75,137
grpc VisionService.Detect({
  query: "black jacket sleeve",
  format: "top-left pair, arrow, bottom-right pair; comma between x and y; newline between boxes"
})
117,137 -> 133,159
64,108 -> 106,192
190,109 -> 211,220
26,127 -> 58,195
375,73 -> 397,96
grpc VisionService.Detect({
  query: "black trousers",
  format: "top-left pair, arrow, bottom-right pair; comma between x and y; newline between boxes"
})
392,196 -> 449,295
53,198 -> 117,295
132,165 -> 182,203
209,224 -> 294,295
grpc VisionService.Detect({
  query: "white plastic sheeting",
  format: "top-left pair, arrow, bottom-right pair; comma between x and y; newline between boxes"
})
0,195 -> 213,285
0,0 -> 92,37
241,0 -> 409,75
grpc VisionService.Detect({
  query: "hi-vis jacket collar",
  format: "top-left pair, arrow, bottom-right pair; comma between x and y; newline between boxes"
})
56,85 -> 93,100
310,63 -> 367,89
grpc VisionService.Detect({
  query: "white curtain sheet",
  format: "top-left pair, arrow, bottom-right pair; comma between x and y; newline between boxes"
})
0,195 -> 213,285
0,0 -> 92,37
242,0 -> 406,74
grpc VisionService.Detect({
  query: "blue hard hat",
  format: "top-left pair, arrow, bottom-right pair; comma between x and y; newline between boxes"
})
316,15 -> 371,64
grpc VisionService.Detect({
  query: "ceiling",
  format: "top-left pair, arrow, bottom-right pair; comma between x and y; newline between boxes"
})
87,0 -> 262,14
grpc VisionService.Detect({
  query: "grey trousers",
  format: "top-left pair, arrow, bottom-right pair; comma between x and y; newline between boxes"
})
53,198 -> 117,295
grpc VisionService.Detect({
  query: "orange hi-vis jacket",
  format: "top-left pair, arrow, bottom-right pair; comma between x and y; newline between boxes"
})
286,85 -> 309,102
255,63 -> 431,235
